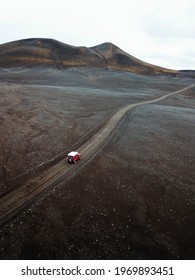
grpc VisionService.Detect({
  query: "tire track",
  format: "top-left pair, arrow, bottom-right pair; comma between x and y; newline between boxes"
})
0,84 -> 193,225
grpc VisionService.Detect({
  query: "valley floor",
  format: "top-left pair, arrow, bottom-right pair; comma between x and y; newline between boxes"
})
0,68 -> 194,259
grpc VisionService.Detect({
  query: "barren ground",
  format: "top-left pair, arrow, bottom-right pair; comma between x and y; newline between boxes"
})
0,67 -> 194,259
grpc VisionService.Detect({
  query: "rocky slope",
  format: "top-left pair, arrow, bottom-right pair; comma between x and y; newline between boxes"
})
0,38 -> 177,75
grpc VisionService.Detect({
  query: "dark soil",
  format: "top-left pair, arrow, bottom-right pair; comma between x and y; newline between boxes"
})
0,67 -> 194,259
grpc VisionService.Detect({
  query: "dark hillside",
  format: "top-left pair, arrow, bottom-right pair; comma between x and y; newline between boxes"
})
0,38 -> 178,75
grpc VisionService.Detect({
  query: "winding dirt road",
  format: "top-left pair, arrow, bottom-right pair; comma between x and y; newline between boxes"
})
0,84 -> 193,226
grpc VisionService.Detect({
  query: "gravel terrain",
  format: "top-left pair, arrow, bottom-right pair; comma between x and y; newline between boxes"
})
0,67 -> 194,259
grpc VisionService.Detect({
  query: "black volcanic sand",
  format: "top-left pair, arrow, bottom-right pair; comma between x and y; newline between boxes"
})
0,68 -> 186,193
0,67 -> 194,259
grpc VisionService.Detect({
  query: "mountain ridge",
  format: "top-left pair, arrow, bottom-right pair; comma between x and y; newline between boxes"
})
0,38 -> 177,75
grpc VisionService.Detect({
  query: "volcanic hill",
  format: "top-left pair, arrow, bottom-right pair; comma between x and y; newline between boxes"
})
0,38 -> 177,75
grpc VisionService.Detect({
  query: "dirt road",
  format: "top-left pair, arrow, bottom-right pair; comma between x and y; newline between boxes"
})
0,84 -> 193,226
